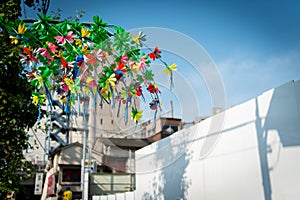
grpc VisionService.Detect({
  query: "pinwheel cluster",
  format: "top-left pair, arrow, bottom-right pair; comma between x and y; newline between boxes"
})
0,15 -> 177,124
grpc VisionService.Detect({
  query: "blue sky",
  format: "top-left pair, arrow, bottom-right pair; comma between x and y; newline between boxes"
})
23,0 -> 300,121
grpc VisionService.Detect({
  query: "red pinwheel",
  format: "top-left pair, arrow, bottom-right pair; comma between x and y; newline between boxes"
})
85,54 -> 96,67
134,83 -> 142,96
148,46 -> 161,61
20,47 -> 38,67
147,83 -> 159,94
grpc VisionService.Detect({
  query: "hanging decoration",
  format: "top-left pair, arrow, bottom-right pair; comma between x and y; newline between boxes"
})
0,15 -> 176,124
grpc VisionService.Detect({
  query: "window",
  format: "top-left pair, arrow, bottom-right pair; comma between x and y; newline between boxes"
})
62,168 -> 81,182
162,125 -> 178,134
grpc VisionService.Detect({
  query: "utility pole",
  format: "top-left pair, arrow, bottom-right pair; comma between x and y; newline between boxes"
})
81,99 -> 89,200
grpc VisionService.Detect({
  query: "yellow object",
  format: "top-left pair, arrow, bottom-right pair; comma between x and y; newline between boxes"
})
9,36 -> 18,44
62,190 -> 72,200
163,63 -> 177,75
18,24 -> 27,34
81,28 -> 90,38
131,110 -> 143,123
131,34 -> 141,46
75,39 -> 82,47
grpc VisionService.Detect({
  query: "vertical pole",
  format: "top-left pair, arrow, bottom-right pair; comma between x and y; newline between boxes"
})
170,100 -> 173,118
81,102 -> 87,199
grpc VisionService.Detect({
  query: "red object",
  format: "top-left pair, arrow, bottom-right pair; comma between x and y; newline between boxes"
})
23,47 -> 38,63
47,174 -> 55,196
148,46 -> 161,61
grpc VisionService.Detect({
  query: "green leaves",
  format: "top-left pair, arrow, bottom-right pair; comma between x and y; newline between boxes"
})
113,30 -> 130,53
93,16 -> 108,27
144,69 -> 154,82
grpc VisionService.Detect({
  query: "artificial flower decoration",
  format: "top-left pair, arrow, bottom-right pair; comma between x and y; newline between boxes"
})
17,23 -> 27,34
147,83 -> 160,94
163,63 -> 177,75
0,15 -> 176,124
75,39 -> 82,47
20,47 -> 38,67
148,46 -> 161,61
81,28 -> 91,38
55,31 -> 76,45
131,107 -> 143,123
131,31 -> 146,46
10,36 -> 18,44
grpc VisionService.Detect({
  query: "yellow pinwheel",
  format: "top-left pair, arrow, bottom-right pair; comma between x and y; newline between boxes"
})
32,93 -> 46,105
131,31 -> 146,46
163,63 -> 177,75
75,39 -> 82,47
18,24 -> 27,35
106,74 -> 117,89
10,36 -> 18,44
81,28 -> 90,38
81,45 -> 89,54
131,35 -> 141,46
32,95 -> 39,105
131,108 -> 143,123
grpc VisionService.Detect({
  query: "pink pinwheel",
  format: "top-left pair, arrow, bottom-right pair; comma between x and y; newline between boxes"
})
48,42 -> 58,53
38,48 -> 52,60
129,57 -> 135,67
55,31 -> 75,45
139,56 -> 147,70
85,54 -> 96,67
120,53 -> 128,64
93,49 -> 106,62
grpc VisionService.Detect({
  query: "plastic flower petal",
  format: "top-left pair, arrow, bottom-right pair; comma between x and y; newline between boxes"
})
65,31 -> 75,43
81,46 -> 89,54
32,95 -> 39,105
75,39 -> 82,47
18,24 -> 27,34
120,53 -> 128,64
148,46 -> 161,61
47,42 -> 58,53
55,31 -> 75,45
107,74 -> 117,87
81,28 -> 90,38
131,34 -> 141,46
54,35 -> 65,44
10,36 -> 18,44
130,64 -> 139,74
131,107 -> 143,123
86,77 -> 98,88
131,31 -> 146,46
163,63 -> 177,75
38,48 -> 52,60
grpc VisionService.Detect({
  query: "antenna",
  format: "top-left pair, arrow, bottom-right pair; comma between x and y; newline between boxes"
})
170,100 -> 174,118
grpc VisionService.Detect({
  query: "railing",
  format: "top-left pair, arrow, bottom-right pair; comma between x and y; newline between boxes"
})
89,173 -> 135,196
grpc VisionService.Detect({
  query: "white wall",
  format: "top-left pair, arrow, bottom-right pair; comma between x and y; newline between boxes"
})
135,80 -> 300,200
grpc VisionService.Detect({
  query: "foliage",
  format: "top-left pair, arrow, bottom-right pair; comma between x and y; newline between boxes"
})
0,0 -> 37,197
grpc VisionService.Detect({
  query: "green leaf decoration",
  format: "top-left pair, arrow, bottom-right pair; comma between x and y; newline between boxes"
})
144,70 -> 154,82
